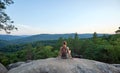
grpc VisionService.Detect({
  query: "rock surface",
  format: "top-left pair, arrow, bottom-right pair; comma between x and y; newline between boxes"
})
7,62 -> 25,70
0,63 -> 8,73
8,58 -> 120,73
112,64 -> 120,68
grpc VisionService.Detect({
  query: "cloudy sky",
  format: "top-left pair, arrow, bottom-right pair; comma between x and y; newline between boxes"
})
1,0 -> 120,35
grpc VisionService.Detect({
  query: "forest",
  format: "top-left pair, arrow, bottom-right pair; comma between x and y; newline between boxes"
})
0,32 -> 120,66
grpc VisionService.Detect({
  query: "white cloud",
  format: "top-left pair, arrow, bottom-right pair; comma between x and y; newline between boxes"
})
8,24 -> 46,35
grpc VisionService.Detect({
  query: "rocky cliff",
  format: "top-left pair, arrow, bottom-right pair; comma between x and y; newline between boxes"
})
7,58 -> 120,73
0,63 -> 8,73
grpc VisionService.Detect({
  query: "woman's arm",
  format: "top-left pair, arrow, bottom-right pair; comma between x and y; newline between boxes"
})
67,47 -> 72,58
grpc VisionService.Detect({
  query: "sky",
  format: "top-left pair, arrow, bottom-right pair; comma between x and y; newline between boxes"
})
1,0 -> 120,35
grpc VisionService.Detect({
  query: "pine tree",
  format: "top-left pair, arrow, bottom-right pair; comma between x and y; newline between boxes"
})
0,0 -> 17,34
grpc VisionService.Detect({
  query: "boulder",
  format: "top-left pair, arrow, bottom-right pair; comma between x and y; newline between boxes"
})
8,58 -> 120,73
26,60 -> 32,63
0,63 -> 8,73
111,64 -> 120,68
7,62 -> 25,70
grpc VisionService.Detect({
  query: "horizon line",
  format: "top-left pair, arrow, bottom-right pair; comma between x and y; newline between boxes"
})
0,32 -> 115,36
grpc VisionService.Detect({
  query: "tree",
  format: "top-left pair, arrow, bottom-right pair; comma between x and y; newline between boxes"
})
24,44 -> 33,60
54,37 -> 64,50
92,32 -> 98,43
115,27 -> 120,34
74,32 -> 79,39
72,33 -> 81,56
93,32 -> 97,39
0,0 -> 17,34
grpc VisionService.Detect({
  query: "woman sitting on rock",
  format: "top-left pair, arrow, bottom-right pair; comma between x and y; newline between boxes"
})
59,41 -> 72,59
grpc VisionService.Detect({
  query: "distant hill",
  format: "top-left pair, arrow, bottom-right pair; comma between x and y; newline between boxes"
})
12,33 -> 106,43
0,33 -> 110,47
0,33 -> 107,42
0,35 -> 28,48
0,35 -> 28,41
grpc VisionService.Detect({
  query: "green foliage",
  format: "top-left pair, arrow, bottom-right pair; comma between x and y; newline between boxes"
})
1,33 -> 120,67
54,37 -> 64,50
0,52 -> 9,66
59,33 -> 81,57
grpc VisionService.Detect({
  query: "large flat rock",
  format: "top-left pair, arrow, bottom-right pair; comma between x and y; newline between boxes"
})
8,58 -> 120,73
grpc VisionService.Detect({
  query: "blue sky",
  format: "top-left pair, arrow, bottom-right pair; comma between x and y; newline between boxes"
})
1,0 -> 120,35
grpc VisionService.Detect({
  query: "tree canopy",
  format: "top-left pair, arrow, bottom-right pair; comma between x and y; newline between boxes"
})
115,27 -> 120,34
0,0 -> 17,34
